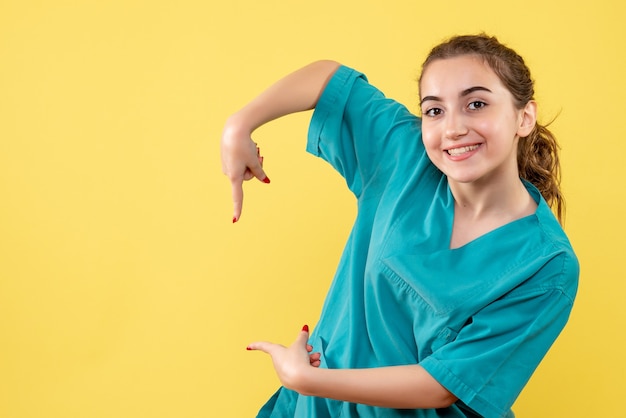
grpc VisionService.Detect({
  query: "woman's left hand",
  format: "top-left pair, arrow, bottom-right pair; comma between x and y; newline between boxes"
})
247,325 -> 321,392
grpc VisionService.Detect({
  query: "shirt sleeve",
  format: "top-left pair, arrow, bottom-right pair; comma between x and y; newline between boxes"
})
420,253 -> 578,418
307,65 -> 423,198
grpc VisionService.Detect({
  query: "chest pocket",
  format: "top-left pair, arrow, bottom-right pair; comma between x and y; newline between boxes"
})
379,254 -> 479,317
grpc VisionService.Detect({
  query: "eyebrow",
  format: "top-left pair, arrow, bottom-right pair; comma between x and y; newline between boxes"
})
461,86 -> 492,96
420,86 -> 493,106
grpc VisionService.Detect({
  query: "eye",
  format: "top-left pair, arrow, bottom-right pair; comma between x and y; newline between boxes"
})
468,101 -> 487,110
423,107 -> 443,117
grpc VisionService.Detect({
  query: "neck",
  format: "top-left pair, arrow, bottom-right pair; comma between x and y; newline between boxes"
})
449,173 -> 533,221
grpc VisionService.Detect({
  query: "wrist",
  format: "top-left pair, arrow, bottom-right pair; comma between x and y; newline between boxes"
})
288,365 -> 322,397
223,113 -> 254,139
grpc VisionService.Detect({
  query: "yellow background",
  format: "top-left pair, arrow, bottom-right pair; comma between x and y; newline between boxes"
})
1,1 -> 624,416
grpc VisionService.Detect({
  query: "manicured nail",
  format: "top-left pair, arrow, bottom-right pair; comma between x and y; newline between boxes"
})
302,324 -> 309,332
262,176 -> 270,184
246,346 -> 252,350
232,216 -> 238,223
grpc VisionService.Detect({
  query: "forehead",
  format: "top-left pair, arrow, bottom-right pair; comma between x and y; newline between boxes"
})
420,55 -> 505,96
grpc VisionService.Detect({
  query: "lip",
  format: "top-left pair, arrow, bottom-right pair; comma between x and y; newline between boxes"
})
444,143 -> 482,161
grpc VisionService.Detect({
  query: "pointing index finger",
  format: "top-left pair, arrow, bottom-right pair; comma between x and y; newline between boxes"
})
231,179 -> 244,223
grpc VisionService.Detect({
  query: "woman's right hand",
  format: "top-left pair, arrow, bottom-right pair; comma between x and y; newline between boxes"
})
220,118 -> 270,223
219,61 -> 340,222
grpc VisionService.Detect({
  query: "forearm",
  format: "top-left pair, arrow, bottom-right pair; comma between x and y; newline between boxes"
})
293,364 -> 457,409
225,60 -> 341,135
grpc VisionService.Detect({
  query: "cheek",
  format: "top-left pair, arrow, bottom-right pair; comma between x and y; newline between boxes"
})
421,122 -> 439,146
420,126 -> 442,164
476,111 -> 520,142
472,118 -> 497,137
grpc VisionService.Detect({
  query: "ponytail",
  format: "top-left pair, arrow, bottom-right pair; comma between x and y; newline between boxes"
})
518,121 -> 565,223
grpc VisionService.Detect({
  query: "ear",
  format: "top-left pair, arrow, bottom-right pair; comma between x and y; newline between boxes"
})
517,100 -> 537,137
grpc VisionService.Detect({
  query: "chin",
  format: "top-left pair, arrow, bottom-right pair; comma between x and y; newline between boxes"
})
443,170 -> 483,185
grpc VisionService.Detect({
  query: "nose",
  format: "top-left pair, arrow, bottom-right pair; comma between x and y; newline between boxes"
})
444,111 -> 468,140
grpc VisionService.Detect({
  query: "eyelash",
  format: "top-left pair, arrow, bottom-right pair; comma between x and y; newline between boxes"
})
468,100 -> 487,110
423,101 -> 488,117
423,108 -> 443,117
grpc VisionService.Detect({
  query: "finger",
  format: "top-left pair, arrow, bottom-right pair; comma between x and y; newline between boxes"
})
309,352 -> 321,363
246,152 -> 269,184
306,344 -> 313,353
257,147 -> 264,167
243,167 -> 255,181
257,171 -> 270,184
246,341 -> 283,354
231,179 -> 244,223
293,324 -> 310,347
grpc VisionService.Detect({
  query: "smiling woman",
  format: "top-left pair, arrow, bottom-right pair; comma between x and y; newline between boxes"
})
420,35 -> 563,221
419,54 -> 540,248
221,34 -> 579,417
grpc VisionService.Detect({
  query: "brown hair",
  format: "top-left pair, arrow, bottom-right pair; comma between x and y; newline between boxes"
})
419,34 -> 564,223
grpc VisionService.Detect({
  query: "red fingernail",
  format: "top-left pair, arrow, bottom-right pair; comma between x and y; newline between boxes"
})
302,325 -> 309,332
246,346 -> 252,350
262,176 -> 270,184
232,216 -> 238,223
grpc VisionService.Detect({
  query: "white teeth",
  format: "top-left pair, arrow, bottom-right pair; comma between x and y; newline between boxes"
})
447,144 -> 479,156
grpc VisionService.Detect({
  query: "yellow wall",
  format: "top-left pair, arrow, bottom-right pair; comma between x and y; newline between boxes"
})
1,1 -> 623,416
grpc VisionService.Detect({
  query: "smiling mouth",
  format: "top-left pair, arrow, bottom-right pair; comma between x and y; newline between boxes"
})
446,144 -> 480,156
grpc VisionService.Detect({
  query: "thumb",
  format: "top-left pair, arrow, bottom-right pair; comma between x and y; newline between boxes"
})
294,324 -> 310,347
252,167 -> 270,184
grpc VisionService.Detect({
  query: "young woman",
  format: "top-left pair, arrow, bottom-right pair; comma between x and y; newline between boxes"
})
221,34 -> 579,418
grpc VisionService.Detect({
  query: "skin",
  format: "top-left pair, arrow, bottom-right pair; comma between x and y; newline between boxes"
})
419,55 -> 538,248
247,328 -> 456,409
222,60 -> 456,408
221,55 -> 538,409
220,60 -> 340,222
